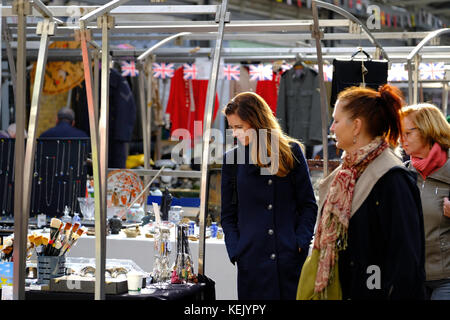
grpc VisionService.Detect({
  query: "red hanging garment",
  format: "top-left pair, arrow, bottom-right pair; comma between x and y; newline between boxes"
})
255,72 -> 282,115
166,67 -> 220,143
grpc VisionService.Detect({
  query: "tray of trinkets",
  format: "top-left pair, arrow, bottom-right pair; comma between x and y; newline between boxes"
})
47,257 -> 149,294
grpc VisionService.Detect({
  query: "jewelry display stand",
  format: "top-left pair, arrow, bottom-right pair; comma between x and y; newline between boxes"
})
0,137 -> 90,220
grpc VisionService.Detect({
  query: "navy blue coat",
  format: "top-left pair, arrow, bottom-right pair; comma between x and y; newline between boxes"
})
339,167 -> 426,299
40,121 -> 88,138
221,143 -> 318,300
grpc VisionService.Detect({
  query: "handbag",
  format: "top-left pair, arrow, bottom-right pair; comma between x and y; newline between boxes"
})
296,248 -> 343,300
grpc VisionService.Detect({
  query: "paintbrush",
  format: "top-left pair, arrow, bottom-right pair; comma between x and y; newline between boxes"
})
46,218 -> 63,255
60,222 -> 72,246
61,228 -> 85,256
53,240 -> 62,256
33,235 -> 44,256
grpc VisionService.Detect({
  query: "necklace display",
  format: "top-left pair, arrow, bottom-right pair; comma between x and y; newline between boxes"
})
11,145 -> 15,183
2,173 -> 7,215
77,140 -> 81,177
45,156 -> 56,207
66,140 -> 71,176
0,139 -> 4,175
7,183 -> 12,217
56,181 -> 62,214
80,142 -> 86,177
62,181 -> 67,211
5,140 -> 12,173
60,141 -> 65,177
0,139 -> 89,218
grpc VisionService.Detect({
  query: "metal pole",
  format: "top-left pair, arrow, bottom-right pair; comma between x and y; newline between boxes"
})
79,25 -> 105,300
137,62 -> 149,214
145,58 -> 153,172
311,1 -> 329,176
21,17 -> 54,298
413,54 -> 420,105
11,0 -> 30,300
407,60 -> 413,105
97,13 -> 113,300
312,0 -> 389,60
2,17 -> 17,100
198,0 -> 228,275
93,49 -> 100,124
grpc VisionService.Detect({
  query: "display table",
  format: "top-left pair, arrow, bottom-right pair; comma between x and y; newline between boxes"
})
66,232 -> 238,300
23,282 -> 208,300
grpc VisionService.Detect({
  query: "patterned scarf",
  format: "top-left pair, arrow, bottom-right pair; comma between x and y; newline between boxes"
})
313,137 -> 388,298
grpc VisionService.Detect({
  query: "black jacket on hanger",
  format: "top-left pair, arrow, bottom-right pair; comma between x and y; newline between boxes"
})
330,59 -> 388,108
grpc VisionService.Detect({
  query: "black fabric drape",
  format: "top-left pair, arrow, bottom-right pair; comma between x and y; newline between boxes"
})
330,59 -> 388,108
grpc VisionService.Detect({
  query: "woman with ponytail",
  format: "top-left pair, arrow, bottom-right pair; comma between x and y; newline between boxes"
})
298,84 -> 425,300
400,103 -> 450,300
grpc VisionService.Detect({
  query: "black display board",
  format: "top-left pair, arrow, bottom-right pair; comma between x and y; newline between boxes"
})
0,137 -> 90,219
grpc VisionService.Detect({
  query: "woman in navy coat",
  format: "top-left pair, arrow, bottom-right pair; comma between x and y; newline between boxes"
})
221,92 -> 318,300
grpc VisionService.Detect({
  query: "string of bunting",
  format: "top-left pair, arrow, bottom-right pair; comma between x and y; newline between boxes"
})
119,59 -> 446,82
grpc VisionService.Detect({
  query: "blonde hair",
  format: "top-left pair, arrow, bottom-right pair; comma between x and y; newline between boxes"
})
401,103 -> 450,150
223,92 -> 304,177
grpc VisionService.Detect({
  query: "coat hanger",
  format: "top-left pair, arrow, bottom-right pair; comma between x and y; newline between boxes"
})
351,47 -> 372,61
294,53 -> 307,69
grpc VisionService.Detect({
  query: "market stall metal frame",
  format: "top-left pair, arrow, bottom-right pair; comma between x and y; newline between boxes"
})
4,0 -> 450,300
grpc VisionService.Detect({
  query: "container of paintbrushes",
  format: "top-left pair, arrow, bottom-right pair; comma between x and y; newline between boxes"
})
37,255 -> 66,284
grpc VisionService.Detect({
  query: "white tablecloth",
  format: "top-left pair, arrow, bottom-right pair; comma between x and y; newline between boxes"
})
67,232 -> 238,300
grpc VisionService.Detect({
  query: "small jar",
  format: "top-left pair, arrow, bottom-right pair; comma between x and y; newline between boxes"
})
168,206 -> 183,225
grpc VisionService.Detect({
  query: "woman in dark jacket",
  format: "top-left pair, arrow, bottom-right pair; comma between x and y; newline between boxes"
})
302,84 -> 425,300
221,92 -> 318,300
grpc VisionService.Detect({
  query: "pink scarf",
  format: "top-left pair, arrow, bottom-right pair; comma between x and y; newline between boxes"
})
411,142 -> 447,180
313,137 -> 388,297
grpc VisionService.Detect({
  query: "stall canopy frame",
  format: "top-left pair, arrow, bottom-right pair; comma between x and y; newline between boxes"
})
4,0 -> 450,300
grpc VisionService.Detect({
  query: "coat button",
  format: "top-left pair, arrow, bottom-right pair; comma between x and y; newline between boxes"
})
268,179 -> 273,185
267,204 -> 273,210
268,229 -> 274,235
349,261 -> 355,267
270,253 -> 276,260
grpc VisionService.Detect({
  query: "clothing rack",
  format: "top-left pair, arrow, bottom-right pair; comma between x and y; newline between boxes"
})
3,0 -> 450,300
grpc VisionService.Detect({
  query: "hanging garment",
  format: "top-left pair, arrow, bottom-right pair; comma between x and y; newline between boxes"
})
330,59 -> 389,108
165,67 -> 219,142
277,66 -> 322,147
229,65 -> 257,98
256,71 -> 282,114
71,68 -> 137,168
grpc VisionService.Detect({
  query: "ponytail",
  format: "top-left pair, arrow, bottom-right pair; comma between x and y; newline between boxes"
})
337,84 -> 405,147
378,84 -> 404,146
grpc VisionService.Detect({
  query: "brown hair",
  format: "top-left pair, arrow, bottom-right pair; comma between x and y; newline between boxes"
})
401,103 -> 450,150
223,92 -> 303,177
337,84 -> 405,146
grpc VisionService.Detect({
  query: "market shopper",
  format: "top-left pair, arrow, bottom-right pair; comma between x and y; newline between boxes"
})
299,85 -> 425,300
400,103 -> 450,300
40,107 -> 88,138
220,91 -> 318,300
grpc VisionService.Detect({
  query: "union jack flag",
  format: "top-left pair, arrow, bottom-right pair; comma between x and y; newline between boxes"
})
312,64 -> 333,81
121,60 -> 139,77
152,62 -> 175,79
222,64 -> 240,81
183,63 -> 198,80
419,62 -> 445,80
249,64 -> 273,81
281,63 -> 292,73
388,63 -> 408,82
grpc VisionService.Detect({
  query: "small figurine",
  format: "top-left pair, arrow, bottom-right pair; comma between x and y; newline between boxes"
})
108,215 -> 122,234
